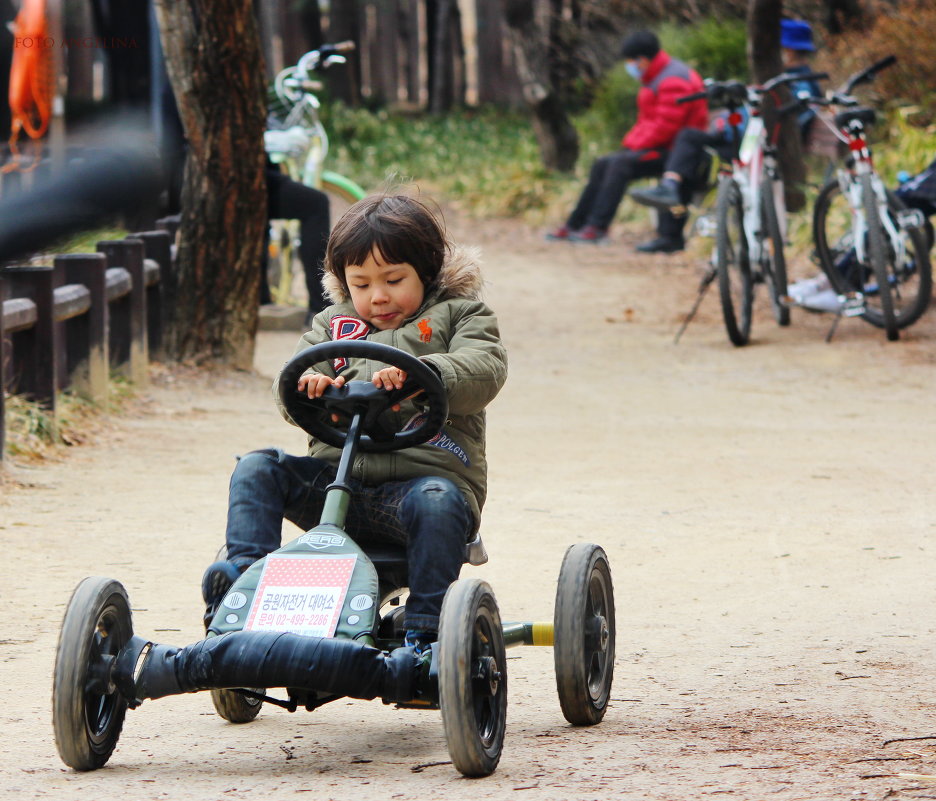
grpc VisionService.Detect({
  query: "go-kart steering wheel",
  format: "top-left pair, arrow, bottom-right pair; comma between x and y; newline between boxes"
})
277,340 -> 448,453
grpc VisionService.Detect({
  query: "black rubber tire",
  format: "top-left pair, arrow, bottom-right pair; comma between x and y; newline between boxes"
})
862,173 -> 899,340
761,176 -> 790,326
53,577 -> 133,771
813,179 -> 931,331
438,578 -> 507,778
210,688 -> 264,723
205,544 -> 264,721
715,176 -> 753,346
554,544 -> 615,725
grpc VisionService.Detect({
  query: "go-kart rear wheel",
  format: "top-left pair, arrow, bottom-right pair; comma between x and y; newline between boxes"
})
53,577 -> 133,770
210,688 -> 263,723
554,544 -> 615,725
438,578 -> 507,777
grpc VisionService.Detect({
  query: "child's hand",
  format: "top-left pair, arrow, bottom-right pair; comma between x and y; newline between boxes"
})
298,372 -> 346,398
371,367 -> 407,391
371,367 -> 424,412
297,373 -> 345,423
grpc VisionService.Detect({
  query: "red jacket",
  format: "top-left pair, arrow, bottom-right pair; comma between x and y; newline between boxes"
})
622,50 -> 708,155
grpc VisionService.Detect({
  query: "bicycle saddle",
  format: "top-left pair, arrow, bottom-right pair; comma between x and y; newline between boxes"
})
835,107 -> 876,130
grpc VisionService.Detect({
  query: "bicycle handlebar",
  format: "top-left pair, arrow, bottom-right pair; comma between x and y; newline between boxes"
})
679,71 -> 828,110
676,90 -> 707,104
761,70 -> 828,93
321,40 -> 356,55
677,79 -> 747,106
843,54 -> 896,94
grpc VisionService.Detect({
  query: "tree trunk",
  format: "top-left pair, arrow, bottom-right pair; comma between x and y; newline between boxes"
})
503,0 -> 578,172
152,0 -> 267,368
747,0 -> 806,213
327,0 -> 361,106
825,0 -> 867,34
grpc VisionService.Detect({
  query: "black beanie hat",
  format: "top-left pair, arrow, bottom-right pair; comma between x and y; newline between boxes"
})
620,30 -> 660,60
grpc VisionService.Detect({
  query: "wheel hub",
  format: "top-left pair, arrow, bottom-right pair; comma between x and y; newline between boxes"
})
585,614 -> 609,653
473,655 -> 501,696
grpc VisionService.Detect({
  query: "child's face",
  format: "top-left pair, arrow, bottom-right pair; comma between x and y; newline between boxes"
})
345,248 -> 426,331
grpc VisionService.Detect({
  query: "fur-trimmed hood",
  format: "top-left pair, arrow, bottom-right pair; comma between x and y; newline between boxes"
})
321,245 -> 485,306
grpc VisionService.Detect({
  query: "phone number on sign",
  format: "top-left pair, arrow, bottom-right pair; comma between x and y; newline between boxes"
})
256,612 -> 332,628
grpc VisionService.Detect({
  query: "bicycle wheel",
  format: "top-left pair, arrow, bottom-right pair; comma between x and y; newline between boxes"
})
862,173 -> 898,340
814,179 -> 931,331
715,176 -> 753,346
760,176 -> 790,326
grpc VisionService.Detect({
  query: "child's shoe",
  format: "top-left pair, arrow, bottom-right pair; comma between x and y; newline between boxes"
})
403,629 -> 436,656
201,560 -> 247,631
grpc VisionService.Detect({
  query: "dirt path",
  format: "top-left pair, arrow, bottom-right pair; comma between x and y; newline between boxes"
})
4,216 -> 936,800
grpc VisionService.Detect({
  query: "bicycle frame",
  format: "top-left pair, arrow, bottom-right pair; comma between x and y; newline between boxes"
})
730,99 -> 787,270
825,119 -> 911,279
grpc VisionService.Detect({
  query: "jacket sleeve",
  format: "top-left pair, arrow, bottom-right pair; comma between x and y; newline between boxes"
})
623,76 -> 699,152
272,312 -> 335,425
419,301 -> 508,417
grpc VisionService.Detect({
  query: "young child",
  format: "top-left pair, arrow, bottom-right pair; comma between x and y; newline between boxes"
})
201,194 -> 508,651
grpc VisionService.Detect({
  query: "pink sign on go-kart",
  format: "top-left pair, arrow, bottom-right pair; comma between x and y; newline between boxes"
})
244,554 -> 357,638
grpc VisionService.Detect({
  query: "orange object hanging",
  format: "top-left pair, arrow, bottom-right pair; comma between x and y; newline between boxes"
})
4,0 -> 53,171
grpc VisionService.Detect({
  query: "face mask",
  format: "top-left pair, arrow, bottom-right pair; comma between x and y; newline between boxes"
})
625,61 -> 642,80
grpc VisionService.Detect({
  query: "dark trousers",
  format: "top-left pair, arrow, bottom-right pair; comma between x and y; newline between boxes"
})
262,170 -> 331,313
224,448 -> 473,632
666,128 -> 731,187
568,148 -> 678,234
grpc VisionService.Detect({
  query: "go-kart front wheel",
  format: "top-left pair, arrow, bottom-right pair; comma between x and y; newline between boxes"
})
210,688 -> 263,723
438,578 -> 507,777
53,577 -> 133,770
554,543 -> 615,725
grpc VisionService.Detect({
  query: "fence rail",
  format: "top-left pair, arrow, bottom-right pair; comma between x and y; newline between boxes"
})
0,221 -> 178,462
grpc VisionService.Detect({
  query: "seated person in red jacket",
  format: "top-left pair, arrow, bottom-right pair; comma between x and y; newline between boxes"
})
546,30 -> 708,253
630,19 -> 823,216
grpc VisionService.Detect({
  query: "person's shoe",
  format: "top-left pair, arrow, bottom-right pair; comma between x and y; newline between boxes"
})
545,224 -> 576,241
799,287 -> 844,313
403,629 -> 436,656
635,236 -> 684,254
201,560 -> 246,631
630,183 -> 682,210
787,274 -> 830,306
569,225 -> 609,244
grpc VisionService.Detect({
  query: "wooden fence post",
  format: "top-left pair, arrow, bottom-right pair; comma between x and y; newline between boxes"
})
98,238 -> 148,387
136,230 -> 174,360
4,265 -> 57,410
55,253 -> 109,404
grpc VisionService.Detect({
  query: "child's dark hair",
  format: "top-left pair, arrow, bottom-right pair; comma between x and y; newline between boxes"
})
325,194 -> 449,290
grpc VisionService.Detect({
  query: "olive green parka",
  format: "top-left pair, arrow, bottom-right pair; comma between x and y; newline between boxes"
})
274,246 -> 507,529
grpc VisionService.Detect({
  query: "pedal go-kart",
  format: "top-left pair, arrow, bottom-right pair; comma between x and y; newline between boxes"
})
52,341 -> 616,777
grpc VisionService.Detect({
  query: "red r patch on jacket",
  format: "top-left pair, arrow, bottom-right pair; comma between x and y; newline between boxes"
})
418,318 -> 432,343
330,315 -> 369,372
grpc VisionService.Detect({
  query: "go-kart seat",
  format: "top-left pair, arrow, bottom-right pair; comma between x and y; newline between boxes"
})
364,532 -> 489,598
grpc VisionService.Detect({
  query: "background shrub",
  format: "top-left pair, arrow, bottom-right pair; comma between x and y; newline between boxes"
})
817,0 -> 936,126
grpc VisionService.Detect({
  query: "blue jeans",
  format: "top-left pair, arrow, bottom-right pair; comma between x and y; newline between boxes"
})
224,448 -> 473,632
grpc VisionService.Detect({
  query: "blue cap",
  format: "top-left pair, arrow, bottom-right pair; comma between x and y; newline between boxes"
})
780,19 -> 815,52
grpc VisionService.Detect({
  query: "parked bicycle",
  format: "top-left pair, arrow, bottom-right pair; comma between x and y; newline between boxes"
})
676,70 -> 827,346
803,56 -> 931,341
265,42 -> 366,306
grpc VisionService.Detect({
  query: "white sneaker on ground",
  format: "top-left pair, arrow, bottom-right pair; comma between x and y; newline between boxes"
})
787,274 -> 830,305
799,287 -> 844,313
